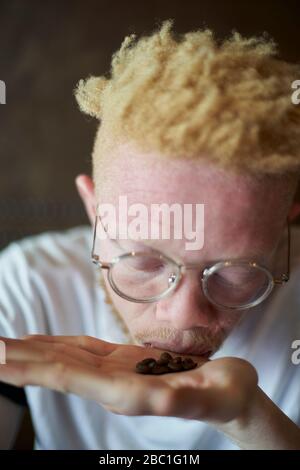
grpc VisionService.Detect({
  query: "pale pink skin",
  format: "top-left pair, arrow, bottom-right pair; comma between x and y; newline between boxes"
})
76,142 -> 300,356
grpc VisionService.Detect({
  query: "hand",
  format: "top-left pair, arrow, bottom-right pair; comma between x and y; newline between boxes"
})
0,335 -> 258,423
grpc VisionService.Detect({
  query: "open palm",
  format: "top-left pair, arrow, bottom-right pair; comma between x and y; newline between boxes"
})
0,334 -> 258,424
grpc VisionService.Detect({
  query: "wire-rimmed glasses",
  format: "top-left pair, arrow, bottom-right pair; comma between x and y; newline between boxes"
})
91,213 -> 290,310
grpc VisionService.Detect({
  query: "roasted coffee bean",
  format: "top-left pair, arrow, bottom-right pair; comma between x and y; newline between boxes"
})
173,356 -> 183,364
156,359 -> 167,366
147,360 -> 157,369
182,358 -> 197,370
182,358 -> 194,364
151,364 -> 170,374
140,358 -> 157,368
136,352 -> 197,375
159,352 -> 173,363
156,357 -> 172,365
136,363 -> 152,374
167,360 -> 184,372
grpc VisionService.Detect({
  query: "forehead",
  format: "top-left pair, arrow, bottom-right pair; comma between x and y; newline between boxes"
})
96,142 -> 279,220
94,142 -> 288,260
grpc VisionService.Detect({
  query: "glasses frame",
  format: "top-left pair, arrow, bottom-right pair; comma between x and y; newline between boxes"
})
91,212 -> 290,310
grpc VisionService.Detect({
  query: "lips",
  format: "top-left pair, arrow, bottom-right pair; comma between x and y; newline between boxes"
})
143,341 -> 212,358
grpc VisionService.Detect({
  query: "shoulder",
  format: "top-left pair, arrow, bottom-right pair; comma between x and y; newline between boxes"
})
0,226 -> 96,337
0,225 -> 95,313
0,225 -> 92,275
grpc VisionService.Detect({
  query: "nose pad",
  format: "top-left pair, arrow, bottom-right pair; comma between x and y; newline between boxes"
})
156,271 -> 215,329
168,272 -> 177,287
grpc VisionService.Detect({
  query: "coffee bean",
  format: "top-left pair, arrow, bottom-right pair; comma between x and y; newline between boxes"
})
140,357 -> 157,366
136,363 -> 152,374
173,356 -> 183,364
167,360 -> 184,372
139,358 -> 157,369
182,358 -> 197,370
151,364 -> 170,374
182,358 -> 194,365
147,360 -> 157,369
136,353 -> 197,375
157,352 -> 173,364
156,359 -> 167,366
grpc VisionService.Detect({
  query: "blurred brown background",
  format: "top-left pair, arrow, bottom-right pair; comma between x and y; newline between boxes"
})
0,0 -> 299,449
0,0 -> 300,253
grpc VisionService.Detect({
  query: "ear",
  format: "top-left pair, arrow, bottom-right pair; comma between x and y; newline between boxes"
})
288,201 -> 300,223
75,174 -> 96,225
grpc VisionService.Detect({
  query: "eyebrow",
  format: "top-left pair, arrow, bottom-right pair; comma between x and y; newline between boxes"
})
111,235 -> 268,265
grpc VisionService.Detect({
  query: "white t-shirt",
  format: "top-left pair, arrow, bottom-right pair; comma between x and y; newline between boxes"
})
0,225 -> 299,450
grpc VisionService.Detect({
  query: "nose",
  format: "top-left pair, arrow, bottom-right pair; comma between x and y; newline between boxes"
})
155,270 -> 217,330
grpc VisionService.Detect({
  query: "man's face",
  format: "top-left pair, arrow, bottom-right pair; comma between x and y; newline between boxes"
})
93,142 -> 290,357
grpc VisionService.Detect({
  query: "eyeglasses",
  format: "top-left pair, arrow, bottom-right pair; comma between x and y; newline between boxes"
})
91,214 -> 290,310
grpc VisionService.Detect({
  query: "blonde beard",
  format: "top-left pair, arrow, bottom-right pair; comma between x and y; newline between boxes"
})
98,272 -> 134,343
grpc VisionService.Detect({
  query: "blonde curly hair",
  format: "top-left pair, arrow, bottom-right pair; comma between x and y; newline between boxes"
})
75,19 -> 300,178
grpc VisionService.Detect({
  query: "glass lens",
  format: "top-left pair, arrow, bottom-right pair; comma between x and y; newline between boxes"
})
109,252 -> 180,301
204,263 -> 272,308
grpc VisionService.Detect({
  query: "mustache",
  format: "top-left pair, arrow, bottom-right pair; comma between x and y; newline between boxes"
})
98,272 -> 235,353
134,325 -> 228,353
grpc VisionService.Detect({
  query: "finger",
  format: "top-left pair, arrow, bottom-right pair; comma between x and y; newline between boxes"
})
1,338 -> 103,368
0,360 -> 153,415
0,360 -> 104,400
22,335 -> 117,356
